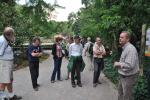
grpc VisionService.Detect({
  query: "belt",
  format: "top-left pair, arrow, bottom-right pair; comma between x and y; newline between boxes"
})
94,57 -> 103,59
120,73 -> 138,78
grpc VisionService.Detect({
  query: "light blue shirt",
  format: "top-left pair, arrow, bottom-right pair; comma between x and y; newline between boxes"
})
0,35 -> 14,60
69,43 -> 83,57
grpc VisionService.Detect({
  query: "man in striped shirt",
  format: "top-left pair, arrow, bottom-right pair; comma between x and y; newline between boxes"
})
114,31 -> 139,100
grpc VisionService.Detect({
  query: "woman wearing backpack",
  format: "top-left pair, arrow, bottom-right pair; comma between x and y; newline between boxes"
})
83,37 -> 93,71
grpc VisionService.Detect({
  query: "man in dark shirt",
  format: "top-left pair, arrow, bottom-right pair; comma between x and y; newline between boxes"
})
27,37 -> 42,91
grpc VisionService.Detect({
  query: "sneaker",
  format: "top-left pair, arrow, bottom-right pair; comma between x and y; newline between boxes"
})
57,79 -> 63,81
51,80 -> 55,83
65,77 -> 69,80
36,84 -> 40,87
77,83 -> 82,87
93,83 -> 97,87
72,83 -> 76,88
9,95 -> 22,100
97,81 -> 102,84
72,84 -> 76,88
33,87 -> 39,91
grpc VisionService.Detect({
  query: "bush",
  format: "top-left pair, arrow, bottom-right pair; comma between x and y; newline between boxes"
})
133,76 -> 150,100
103,56 -> 119,84
104,56 -> 150,100
144,56 -> 150,74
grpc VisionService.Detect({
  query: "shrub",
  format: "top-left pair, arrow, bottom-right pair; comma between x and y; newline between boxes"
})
133,76 -> 150,100
103,56 -> 119,84
104,56 -> 150,100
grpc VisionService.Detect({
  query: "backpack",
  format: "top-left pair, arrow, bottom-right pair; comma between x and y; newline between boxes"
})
64,49 -> 69,57
88,43 -> 93,55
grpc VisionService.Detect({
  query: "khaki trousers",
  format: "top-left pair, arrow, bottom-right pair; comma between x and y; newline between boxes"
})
118,73 -> 138,100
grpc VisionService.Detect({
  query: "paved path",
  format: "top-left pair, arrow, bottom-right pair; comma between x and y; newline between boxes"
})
13,51 -> 117,100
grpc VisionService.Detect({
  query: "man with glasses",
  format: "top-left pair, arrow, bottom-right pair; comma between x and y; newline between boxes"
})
0,27 -> 22,100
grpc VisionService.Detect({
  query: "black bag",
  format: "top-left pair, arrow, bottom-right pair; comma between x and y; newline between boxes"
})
64,49 -> 69,57
88,43 -> 93,55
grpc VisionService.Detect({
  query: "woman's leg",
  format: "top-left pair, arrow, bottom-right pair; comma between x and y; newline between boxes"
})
51,59 -> 59,81
57,58 -> 62,80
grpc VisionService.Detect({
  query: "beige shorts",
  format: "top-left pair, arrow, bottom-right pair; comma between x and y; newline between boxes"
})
0,60 -> 13,83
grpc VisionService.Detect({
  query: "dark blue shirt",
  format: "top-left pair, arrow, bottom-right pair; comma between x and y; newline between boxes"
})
27,44 -> 42,62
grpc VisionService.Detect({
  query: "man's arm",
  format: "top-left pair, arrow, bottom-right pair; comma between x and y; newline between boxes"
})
0,41 -> 7,56
69,44 -> 72,57
80,44 -> 83,55
120,51 -> 137,71
93,45 -> 103,55
38,46 -> 43,57
102,45 -> 106,56
114,49 -> 137,72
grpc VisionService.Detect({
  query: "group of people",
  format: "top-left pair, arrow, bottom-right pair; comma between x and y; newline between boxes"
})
49,32 -> 140,100
0,26 -> 145,100
50,35 -> 106,88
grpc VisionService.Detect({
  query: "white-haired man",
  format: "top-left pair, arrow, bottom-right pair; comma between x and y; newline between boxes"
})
0,27 -> 22,100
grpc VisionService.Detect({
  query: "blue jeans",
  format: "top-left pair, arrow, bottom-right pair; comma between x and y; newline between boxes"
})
93,58 -> 103,84
51,57 -> 62,81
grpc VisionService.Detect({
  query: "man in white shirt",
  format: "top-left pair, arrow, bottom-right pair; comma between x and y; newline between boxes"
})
69,35 -> 83,88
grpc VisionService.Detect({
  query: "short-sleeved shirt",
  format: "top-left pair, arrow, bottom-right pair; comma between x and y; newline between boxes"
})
27,44 -> 42,62
0,35 -> 14,60
69,43 -> 83,57
93,42 -> 105,58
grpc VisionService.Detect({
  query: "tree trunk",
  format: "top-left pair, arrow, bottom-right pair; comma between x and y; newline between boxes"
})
139,24 -> 146,76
